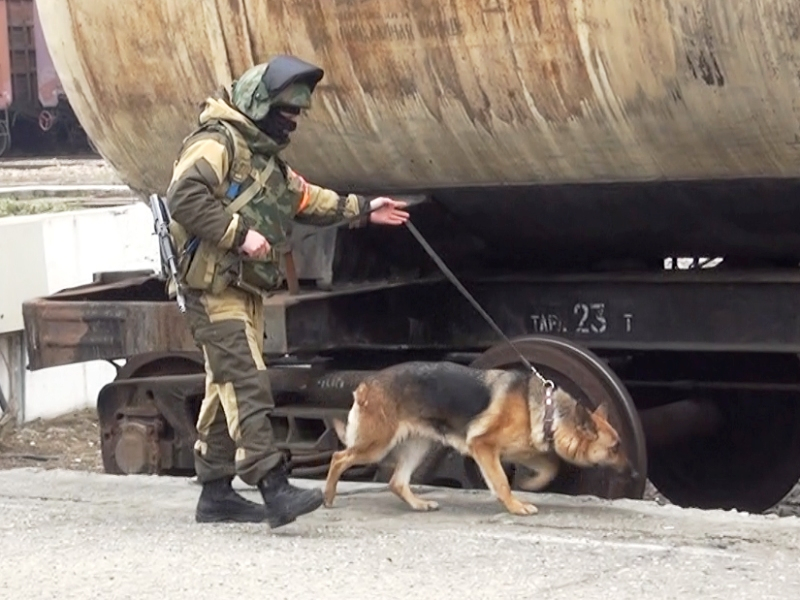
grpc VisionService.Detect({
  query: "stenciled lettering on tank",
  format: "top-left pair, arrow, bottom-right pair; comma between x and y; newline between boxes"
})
336,11 -> 461,44
331,1 -> 477,128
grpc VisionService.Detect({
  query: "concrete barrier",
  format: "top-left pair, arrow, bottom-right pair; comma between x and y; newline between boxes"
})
0,202 -> 159,422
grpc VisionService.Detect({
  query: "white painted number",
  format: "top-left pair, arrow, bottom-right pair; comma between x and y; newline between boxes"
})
530,304 -> 632,335
574,303 -> 607,334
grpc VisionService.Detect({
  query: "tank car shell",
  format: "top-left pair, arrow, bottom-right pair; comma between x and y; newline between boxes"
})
35,0 -> 800,196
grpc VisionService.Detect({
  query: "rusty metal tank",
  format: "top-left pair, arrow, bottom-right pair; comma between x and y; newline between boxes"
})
34,0 -> 800,265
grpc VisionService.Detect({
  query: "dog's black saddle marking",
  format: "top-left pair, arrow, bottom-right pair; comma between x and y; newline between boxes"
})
382,361 -> 508,435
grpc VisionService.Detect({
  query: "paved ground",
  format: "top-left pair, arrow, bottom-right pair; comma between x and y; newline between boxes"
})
1,469 -> 799,600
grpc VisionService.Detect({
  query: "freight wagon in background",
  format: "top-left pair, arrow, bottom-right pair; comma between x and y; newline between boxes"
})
0,0 -> 88,156
19,0 -> 800,515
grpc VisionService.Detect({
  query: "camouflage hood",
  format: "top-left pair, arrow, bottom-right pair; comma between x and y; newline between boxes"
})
198,93 -> 286,156
197,56 -> 325,155
230,56 -> 324,120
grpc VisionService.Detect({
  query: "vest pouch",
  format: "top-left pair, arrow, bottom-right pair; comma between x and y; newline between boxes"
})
237,254 -> 283,291
182,238 -> 240,295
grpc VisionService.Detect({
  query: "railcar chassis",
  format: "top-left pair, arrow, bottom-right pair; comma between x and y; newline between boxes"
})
22,258 -> 800,514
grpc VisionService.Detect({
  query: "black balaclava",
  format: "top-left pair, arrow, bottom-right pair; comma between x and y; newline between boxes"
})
254,105 -> 301,145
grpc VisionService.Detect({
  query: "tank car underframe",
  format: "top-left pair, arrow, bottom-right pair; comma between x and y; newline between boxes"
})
22,267 -> 800,514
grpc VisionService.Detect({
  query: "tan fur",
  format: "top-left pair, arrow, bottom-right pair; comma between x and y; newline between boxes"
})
324,365 -> 633,516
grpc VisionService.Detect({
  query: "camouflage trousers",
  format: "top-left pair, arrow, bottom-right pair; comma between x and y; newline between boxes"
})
183,285 -> 284,486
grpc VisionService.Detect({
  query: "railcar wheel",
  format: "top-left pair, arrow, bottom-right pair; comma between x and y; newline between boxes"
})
624,352 -> 800,514
0,120 -> 10,156
408,336 -> 647,499
469,335 -> 647,500
641,388 -> 800,514
114,352 -> 204,380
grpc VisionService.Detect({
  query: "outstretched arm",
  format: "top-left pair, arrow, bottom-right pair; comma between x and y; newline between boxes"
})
287,167 -> 409,227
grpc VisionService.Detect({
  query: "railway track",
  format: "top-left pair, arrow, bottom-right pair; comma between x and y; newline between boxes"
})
0,155 -> 138,213
0,155 -> 125,186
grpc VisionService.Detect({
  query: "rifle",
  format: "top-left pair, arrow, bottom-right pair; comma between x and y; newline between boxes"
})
149,193 -> 187,313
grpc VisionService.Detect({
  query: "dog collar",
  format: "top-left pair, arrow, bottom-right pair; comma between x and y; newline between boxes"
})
543,384 -> 555,446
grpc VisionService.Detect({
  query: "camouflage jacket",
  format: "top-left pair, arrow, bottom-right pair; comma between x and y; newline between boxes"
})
165,95 -> 370,294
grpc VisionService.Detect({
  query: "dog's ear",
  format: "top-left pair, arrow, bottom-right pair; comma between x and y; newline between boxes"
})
593,402 -> 609,420
573,403 -> 598,437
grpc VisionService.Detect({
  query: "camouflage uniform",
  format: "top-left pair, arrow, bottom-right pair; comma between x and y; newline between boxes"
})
165,55 -> 370,527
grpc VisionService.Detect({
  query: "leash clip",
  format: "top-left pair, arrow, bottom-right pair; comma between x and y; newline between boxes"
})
543,379 -> 555,400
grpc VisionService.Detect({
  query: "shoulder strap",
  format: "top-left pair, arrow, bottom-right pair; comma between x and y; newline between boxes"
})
213,121 -> 278,214
215,120 -> 252,188
190,119 -> 278,215
225,156 -> 276,214
174,119 -> 249,186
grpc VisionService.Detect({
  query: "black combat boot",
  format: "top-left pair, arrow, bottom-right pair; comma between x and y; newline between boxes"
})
257,463 -> 325,529
195,476 -> 269,523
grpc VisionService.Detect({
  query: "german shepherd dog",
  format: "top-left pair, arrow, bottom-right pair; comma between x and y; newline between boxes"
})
323,361 -> 635,516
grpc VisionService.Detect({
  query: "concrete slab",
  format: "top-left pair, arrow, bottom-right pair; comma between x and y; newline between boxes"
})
1,468 -> 799,600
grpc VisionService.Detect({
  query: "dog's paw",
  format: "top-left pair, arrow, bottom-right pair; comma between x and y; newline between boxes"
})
414,500 -> 440,512
508,501 -> 538,516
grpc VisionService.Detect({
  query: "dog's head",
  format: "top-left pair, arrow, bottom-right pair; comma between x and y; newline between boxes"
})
551,389 -> 636,477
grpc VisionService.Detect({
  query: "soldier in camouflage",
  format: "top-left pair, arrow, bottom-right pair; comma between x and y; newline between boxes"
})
165,55 -> 409,528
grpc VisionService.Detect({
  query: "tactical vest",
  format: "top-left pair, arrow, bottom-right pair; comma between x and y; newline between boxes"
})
170,119 -> 299,296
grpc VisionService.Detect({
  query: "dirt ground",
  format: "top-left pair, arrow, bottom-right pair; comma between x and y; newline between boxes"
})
0,408 -> 104,472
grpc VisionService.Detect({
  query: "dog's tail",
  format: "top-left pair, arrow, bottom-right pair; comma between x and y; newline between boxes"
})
332,418 -> 347,445
515,455 -> 560,492
331,382 -> 369,446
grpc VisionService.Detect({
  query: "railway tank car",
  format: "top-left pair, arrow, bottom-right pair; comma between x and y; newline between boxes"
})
23,0 -> 800,514
0,0 -> 89,155
34,0 -> 800,266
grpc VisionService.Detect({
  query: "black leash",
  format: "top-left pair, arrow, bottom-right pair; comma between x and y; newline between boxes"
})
404,220 -> 553,390
284,198 -> 554,389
